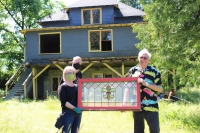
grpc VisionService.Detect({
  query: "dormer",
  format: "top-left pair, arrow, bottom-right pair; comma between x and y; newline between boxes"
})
37,0 -> 145,28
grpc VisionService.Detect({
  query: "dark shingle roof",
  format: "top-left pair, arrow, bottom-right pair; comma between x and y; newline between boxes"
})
67,0 -> 118,8
67,0 -> 145,17
115,1 -> 145,16
40,0 -> 144,22
38,9 -> 69,22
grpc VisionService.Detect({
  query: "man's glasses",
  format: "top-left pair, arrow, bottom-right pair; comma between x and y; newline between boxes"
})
65,72 -> 74,75
139,56 -> 148,60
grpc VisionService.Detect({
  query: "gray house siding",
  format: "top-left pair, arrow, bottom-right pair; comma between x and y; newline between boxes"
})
102,6 -> 114,24
68,8 -> 82,26
40,21 -> 70,28
114,16 -> 143,24
25,26 -> 139,61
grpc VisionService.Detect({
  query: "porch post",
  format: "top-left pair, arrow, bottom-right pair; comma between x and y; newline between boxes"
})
122,62 -> 125,77
32,68 -> 36,100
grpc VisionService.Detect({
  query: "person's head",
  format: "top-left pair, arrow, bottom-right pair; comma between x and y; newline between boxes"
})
138,48 -> 151,69
72,56 -> 82,70
63,66 -> 76,82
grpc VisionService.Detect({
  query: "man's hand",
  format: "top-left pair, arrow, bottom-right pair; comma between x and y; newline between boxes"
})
137,78 -> 146,86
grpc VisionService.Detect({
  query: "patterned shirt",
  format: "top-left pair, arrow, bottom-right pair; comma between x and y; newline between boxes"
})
129,64 -> 162,112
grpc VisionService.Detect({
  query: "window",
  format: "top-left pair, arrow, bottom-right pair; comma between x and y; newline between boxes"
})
82,8 -> 102,25
39,33 -> 61,54
104,73 -> 113,78
92,73 -> 113,78
77,78 -> 141,111
92,73 -> 103,78
89,30 -> 113,52
52,77 -> 61,91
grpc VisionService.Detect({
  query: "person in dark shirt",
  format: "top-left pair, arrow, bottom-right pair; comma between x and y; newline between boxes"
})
127,49 -> 163,133
59,66 -> 83,133
58,56 -> 82,94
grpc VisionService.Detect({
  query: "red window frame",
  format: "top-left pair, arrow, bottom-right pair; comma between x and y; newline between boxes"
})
78,77 -> 141,111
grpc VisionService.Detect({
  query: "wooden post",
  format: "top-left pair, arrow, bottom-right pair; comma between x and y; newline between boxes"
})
32,68 -> 36,100
24,84 -> 27,98
122,63 -> 124,77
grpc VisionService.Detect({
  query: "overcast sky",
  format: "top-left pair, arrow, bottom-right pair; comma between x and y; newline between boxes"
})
58,0 -> 120,6
58,0 -> 79,6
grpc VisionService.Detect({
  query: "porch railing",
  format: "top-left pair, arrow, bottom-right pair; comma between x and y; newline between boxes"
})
22,72 -> 32,98
5,64 -> 26,96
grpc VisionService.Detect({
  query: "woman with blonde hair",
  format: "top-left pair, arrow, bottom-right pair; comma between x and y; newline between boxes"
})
59,66 -> 83,133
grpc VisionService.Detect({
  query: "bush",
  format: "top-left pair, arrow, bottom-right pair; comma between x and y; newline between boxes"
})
177,87 -> 200,104
0,89 -> 6,99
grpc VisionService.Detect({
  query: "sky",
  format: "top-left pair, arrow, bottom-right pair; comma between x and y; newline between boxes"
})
59,0 -> 120,6
58,0 -> 79,6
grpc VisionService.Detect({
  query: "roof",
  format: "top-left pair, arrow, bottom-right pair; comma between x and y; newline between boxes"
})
67,0 -> 145,17
67,0 -> 118,8
38,9 -> 69,22
25,56 -> 138,67
39,0 -> 145,22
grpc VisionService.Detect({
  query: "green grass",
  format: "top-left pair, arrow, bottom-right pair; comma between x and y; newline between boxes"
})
0,88 -> 200,133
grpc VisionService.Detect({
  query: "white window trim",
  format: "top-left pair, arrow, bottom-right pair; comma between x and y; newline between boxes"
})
51,77 -> 61,92
81,8 -> 102,25
88,29 -> 113,52
38,32 -> 62,54
92,73 -> 103,78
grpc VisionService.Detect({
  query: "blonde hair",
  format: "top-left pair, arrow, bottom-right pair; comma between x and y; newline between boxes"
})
62,66 -> 76,82
138,48 -> 151,59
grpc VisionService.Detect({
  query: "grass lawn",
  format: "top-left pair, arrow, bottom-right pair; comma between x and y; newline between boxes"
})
0,96 -> 199,133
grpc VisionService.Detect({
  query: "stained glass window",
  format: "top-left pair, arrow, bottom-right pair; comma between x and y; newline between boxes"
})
78,78 -> 141,111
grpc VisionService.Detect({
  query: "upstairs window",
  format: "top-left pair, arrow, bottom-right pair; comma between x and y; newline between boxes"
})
82,8 -> 102,25
89,30 -> 113,52
39,33 -> 61,54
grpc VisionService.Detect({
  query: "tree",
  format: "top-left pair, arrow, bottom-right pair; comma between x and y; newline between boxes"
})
132,0 -> 200,89
0,0 -> 65,89
120,0 -> 142,10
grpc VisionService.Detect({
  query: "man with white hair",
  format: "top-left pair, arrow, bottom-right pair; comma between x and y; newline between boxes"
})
58,56 -> 82,94
128,48 -> 163,133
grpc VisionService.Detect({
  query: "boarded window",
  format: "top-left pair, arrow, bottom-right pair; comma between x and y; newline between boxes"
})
39,33 -> 60,53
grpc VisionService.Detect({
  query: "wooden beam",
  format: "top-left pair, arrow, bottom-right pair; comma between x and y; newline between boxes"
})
20,23 -> 134,34
33,65 -> 50,80
54,64 -> 64,71
32,68 -> 36,100
122,63 -> 124,76
81,63 -> 94,73
103,63 -> 122,77
125,72 -> 129,77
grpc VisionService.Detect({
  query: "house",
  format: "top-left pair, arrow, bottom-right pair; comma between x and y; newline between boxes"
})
4,0 -> 145,100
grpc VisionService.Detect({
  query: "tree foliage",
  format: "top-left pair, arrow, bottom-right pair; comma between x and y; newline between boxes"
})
0,0 -> 65,70
0,0 -> 65,88
120,0 -> 142,10
132,0 -> 200,89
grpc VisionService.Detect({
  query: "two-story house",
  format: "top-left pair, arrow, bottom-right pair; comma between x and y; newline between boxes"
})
4,0 -> 145,100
